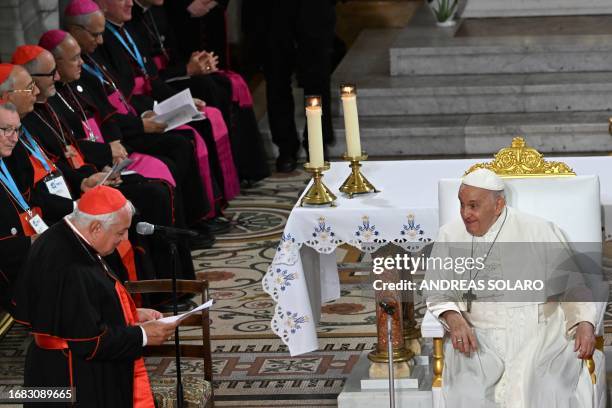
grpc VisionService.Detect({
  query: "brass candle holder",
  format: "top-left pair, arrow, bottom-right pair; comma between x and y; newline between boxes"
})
300,162 -> 337,207
339,152 -> 379,198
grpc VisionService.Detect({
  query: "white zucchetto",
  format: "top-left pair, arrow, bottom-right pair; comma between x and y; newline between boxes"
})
462,168 -> 505,191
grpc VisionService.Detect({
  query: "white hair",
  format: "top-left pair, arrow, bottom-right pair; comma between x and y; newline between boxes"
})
0,102 -> 18,113
69,200 -> 135,230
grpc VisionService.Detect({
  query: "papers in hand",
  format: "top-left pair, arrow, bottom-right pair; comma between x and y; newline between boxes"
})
153,89 -> 206,131
157,299 -> 214,324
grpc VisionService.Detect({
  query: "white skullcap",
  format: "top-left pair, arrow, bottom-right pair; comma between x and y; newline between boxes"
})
462,168 -> 504,191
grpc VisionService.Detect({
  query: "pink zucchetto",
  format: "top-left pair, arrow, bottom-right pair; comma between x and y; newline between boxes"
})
39,30 -> 68,52
64,0 -> 100,17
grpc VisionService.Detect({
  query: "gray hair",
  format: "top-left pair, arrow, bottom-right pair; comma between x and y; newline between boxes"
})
21,58 -> 41,76
69,200 -> 135,230
0,70 -> 15,94
0,102 -> 18,113
64,12 -> 99,29
493,190 -> 506,200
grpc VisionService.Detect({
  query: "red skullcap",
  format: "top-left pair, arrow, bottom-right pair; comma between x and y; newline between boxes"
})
39,30 -> 68,52
11,45 -> 45,65
65,0 -> 100,16
0,64 -> 15,86
78,186 -> 128,215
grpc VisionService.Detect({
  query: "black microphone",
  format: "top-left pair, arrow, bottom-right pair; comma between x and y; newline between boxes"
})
378,299 -> 396,316
136,222 -> 199,238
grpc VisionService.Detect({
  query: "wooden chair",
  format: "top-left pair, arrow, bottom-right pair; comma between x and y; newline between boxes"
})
125,279 -> 214,408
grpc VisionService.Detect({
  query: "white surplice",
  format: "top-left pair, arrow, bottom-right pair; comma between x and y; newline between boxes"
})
425,206 -> 599,408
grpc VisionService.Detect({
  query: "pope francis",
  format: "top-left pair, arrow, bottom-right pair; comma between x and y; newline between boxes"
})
425,169 -> 599,408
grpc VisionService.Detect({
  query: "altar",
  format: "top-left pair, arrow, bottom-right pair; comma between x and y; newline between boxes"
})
262,155 -> 612,356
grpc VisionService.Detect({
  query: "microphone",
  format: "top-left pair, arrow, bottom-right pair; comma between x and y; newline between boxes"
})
136,222 -> 199,238
378,299 -> 396,316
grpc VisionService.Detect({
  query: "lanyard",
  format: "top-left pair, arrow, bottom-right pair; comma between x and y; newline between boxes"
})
33,107 -> 68,147
0,160 -> 31,213
82,63 -> 107,86
105,23 -> 148,76
83,58 -> 133,114
21,127 -> 52,173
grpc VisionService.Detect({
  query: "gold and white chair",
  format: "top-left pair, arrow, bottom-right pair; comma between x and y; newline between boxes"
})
422,138 -> 607,408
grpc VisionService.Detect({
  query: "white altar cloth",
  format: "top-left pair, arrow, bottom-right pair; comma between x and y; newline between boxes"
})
262,157 -> 612,356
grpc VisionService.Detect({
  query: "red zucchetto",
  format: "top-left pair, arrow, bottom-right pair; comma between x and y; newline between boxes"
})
78,186 -> 128,215
39,30 -> 68,52
65,0 -> 100,16
11,45 -> 45,65
0,64 -> 14,85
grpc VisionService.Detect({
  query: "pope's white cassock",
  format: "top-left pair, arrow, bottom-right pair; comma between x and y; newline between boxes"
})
425,181 -> 599,408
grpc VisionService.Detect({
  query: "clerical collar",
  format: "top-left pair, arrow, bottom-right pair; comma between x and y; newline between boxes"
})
134,0 -> 150,12
474,207 -> 507,242
106,18 -> 123,28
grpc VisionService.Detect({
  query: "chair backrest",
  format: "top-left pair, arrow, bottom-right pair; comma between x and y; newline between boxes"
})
438,175 -> 602,243
124,279 -> 213,382
438,175 -> 606,333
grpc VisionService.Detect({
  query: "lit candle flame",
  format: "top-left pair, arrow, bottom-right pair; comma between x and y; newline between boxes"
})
305,95 -> 322,108
340,84 -> 356,97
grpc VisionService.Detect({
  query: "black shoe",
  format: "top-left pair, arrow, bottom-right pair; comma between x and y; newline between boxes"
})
157,298 -> 197,313
189,231 -> 216,249
206,217 -> 231,234
276,155 -> 298,173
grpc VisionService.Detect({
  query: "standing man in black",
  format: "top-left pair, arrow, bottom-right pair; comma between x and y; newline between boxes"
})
263,0 -> 337,173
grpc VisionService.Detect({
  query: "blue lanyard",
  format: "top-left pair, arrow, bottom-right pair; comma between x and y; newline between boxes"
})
82,63 -> 106,85
0,159 -> 31,212
105,23 -> 148,76
21,127 -> 52,173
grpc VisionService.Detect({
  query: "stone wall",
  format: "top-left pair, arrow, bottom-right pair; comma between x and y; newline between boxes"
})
0,0 -> 59,62
462,0 -> 612,18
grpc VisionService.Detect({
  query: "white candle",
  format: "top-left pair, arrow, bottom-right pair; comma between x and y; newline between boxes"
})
305,96 -> 324,167
341,85 -> 361,158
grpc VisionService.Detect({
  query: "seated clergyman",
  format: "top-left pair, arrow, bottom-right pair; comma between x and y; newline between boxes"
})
424,168 -> 599,408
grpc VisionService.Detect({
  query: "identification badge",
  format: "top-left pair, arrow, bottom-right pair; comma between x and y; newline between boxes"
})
18,208 -> 45,236
28,213 -> 48,234
45,174 -> 72,199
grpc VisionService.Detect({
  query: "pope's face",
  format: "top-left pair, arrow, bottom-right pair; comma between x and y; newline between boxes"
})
458,184 -> 505,237
89,207 -> 132,256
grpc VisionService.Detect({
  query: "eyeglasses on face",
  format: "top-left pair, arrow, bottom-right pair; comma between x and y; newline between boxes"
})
7,82 -> 36,94
0,125 -> 23,137
30,67 -> 57,78
74,24 -> 104,38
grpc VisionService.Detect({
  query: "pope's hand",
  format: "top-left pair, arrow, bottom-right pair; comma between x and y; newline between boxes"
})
441,310 -> 478,355
141,319 -> 179,346
137,308 -> 164,323
574,321 -> 595,359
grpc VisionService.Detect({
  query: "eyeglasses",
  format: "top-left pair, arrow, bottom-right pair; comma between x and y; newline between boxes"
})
73,24 -> 104,38
30,67 -> 57,78
7,82 -> 36,94
0,126 -> 23,137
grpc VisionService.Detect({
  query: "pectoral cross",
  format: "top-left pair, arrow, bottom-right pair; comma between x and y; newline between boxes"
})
462,289 -> 477,313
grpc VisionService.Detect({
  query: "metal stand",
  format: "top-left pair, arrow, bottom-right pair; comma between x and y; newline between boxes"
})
379,301 -> 396,408
169,241 -> 184,408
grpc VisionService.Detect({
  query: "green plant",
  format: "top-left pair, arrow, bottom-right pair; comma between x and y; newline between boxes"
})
427,0 -> 458,22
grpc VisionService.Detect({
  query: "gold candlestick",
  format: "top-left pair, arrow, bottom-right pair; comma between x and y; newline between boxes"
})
300,162 -> 337,207
339,153 -> 379,198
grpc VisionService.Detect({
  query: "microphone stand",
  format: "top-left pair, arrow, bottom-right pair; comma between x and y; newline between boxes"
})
379,301 -> 396,408
169,240 -> 184,408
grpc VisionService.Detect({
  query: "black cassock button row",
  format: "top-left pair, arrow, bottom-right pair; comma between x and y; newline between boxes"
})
0,387 -> 75,403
